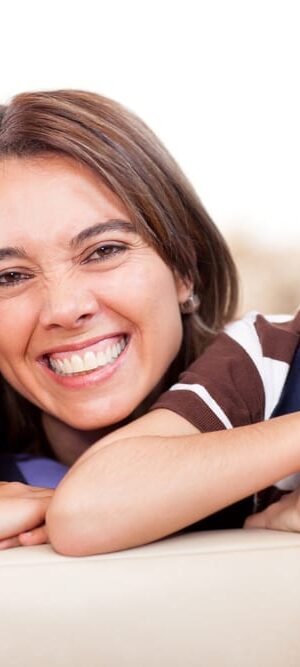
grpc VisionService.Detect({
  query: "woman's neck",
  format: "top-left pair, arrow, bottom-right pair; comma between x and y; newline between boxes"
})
41,413 -> 110,466
41,374 -> 174,466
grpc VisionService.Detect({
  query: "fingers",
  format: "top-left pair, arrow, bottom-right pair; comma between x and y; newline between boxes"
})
244,489 -> 300,532
244,512 -> 267,529
0,536 -> 22,550
0,482 -> 27,493
0,525 -> 49,550
0,495 -> 52,540
0,482 -> 53,498
0,483 -> 52,549
19,525 -> 49,547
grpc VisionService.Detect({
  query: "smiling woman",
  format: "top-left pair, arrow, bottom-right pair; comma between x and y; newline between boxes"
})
0,156 -> 191,437
0,91 -> 300,555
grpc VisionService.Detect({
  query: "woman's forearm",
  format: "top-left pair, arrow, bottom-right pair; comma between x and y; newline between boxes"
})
46,413 -> 300,556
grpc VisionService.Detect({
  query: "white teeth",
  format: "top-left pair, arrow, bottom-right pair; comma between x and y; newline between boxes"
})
112,344 -> 119,359
105,348 -> 113,364
56,359 -> 65,373
84,351 -> 98,371
71,354 -> 85,373
49,337 -> 127,376
97,351 -> 107,366
63,359 -> 73,375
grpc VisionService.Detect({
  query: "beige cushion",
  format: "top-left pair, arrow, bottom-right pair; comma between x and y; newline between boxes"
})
1,529 -> 300,666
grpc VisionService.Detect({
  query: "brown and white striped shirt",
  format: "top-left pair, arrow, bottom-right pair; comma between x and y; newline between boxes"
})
152,310 -> 300,520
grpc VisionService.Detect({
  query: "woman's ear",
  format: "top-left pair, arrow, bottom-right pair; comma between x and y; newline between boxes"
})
175,274 -> 200,314
174,273 -> 192,306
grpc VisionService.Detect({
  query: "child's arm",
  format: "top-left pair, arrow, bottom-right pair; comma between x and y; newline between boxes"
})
45,410 -> 300,556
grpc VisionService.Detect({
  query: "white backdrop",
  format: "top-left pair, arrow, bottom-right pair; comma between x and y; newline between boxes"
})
1,0 -> 299,250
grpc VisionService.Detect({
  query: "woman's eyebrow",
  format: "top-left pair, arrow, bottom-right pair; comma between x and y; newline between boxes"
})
0,246 -> 28,262
0,220 -> 136,262
70,219 -> 136,249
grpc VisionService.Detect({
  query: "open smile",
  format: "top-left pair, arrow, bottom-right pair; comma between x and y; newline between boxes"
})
43,335 -> 128,377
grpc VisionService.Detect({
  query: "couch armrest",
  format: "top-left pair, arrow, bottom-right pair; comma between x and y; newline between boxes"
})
1,529 -> 300,666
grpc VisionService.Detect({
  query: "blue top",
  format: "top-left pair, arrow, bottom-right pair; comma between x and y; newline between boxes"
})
271,344 -> 300,417
0,452 -> 68,488
16,454 -> 68,488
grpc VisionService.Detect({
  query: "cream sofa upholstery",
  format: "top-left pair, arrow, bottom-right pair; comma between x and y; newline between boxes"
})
1,529 -> 300,666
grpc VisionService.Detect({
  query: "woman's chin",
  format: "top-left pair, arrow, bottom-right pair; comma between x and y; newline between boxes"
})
43,405 -> 132,436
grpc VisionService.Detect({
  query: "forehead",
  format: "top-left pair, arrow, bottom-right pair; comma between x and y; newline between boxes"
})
0,155 -> 130,245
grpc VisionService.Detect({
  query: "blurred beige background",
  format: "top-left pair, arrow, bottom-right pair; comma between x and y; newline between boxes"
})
1,1 -> 299,317
230,236 -> 299,316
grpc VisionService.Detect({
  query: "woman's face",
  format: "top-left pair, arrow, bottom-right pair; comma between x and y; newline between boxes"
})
0,156 -> 190,430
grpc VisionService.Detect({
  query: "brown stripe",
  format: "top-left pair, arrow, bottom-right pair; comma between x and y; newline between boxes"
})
255,313 -> 300,362
152,332 -> 265,430
152,390 -> 226,432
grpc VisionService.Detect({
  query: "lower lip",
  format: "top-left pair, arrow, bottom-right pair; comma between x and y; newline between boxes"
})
38,341 -> 130,390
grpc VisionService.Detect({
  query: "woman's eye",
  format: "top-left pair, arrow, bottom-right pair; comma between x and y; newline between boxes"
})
85,244 -> 127,263
0,271 -> 32,287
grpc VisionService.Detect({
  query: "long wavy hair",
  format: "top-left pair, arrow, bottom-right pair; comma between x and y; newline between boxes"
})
0,90 -> 239,453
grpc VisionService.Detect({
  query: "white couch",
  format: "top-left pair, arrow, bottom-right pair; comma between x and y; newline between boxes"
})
1,529 -> 300,666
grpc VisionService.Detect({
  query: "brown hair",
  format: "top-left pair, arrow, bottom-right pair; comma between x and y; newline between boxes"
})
0,89 -> 239,451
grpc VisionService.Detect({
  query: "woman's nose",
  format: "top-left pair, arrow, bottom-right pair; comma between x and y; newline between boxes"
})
39,282 -> 100,330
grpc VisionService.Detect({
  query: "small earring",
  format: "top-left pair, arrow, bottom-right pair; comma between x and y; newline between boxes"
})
180,292 -> 200,315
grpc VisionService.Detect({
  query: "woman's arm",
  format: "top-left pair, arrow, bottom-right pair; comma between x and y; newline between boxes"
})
46,410 -> 300,556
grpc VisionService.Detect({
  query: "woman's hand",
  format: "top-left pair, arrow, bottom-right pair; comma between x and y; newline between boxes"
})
244,488 -> 300,532
0,482 -> 53,550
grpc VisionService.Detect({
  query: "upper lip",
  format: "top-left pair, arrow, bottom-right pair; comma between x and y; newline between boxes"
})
39,334 -> 127,359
